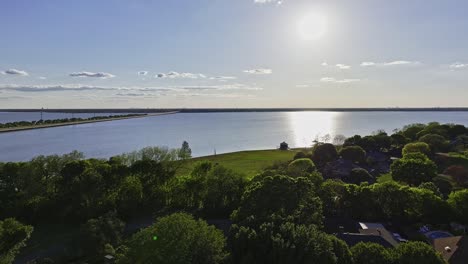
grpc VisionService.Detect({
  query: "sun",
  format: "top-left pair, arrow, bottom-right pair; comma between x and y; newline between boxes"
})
297,12 -> 327,40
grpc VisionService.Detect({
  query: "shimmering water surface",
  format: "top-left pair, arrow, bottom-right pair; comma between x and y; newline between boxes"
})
0,111 -> 467,161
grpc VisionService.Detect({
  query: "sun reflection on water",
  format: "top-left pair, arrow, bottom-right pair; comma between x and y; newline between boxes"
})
287,111 -> 342,147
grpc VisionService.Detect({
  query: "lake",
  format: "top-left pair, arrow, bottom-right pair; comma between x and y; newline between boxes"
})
1,111 -> 468,162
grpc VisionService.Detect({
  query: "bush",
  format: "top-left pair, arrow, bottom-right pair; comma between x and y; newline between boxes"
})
288,158 -> 316,177
345,168 -> 374,184
312,143 -> 338,166
402,142 -> 431,157
391,153 -> 437,186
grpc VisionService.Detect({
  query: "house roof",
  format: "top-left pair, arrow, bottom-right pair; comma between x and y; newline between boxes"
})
359,228 -> 399,247
433,236 -> 468,264
336,232 -> 394,248
359,222 -> 385,229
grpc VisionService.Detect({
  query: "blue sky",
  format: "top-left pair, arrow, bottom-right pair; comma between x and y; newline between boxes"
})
1,0 -> 468,108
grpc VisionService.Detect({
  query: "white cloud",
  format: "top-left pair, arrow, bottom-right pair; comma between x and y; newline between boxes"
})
1,69 -> 29,76
156,71 -> 206,79
254,0 -> 282,5
296,84 -> 309,88
321,62 -> 328,67
243,68 -> 273,75
69,71 -> 115,78
336,64 -> 351,70
38,77 -> 47,80
209,76 -> 237,81
360,62 -> 376,67
360,60 -> 420,67
320,77 -> 360,83
138,71 -> 148,76
449,62 -> 468,70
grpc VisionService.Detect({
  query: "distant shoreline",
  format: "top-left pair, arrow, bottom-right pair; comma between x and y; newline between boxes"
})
2,107 -> 468,113
0,111 -> 178,133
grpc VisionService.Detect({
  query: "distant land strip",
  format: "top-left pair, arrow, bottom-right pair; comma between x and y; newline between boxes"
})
2,108 -> 468,113
0,111 -> 178,133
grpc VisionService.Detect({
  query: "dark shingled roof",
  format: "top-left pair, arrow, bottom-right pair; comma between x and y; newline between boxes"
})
336,233 -> 394,248
433,236 -> 468,264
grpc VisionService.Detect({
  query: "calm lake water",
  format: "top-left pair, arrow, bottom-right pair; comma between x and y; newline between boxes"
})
0,112 -> 129,123
1,111 -> 468,162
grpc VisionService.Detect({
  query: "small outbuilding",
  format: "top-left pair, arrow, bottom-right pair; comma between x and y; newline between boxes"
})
279,141 -> 289,150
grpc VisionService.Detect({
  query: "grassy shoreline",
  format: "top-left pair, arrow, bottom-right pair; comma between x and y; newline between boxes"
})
0,111 -> 179,133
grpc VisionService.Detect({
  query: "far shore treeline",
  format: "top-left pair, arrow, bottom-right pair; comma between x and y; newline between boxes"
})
2,122 -> 468,263
0,113 -> 145,129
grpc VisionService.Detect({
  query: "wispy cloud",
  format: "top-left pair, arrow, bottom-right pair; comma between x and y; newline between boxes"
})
1,69 -> 29,76
138,71 -> 148,76
254,0 -> 283,5
360,60 -> 421,67
295,84 -> 310,88
209,76 -> 237,81
336,64 -> 351,70
320,77 -> 360,83
243,68 -> 272,75
38,76 -> 47,80
156,71 -> 206,79
0,83 -> 262,93
449,62 -> 468,70
69,71 -> 115,78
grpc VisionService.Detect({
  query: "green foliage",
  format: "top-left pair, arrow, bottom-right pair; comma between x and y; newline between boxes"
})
400,123 -> 426,140
287,158 -> 316,177
345,168 -> 374,184
80,212 -> 125,256
230,221 -> 340,264
119,213 -> 227,264
232,175 -> 323,227
402,142 -> 431,157
448,189 -> 468,224
419,134 -> 449,153
312,143 -> 338,166
178,141 -> 192,160
350,242 -> 393,264
393,241 -> 445,264
418,182 -> 442,197
117,176 -> 143,216
0,218 -> 33,264
339,146 -> 366,163
391,153 -> 437,186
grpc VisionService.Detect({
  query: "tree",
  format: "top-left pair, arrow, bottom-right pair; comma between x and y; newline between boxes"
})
391,153 -> 437,186
393,241 -> 445,264
418,182 -> 442,197
80,212 -> 125,256
418,134 -> 449,153
312,143 -> 338,167
117,176 -> 143,217
287,158 -> 316,177
448,189 -> 468,224
339,146 -> 366,163
119,213 -> 227,264
178,141 -> 192,160
345,168 -> 373,184
230,221 -> 340,264
231,175 -> 323,227
0,218 -> 33,264
350,242 -> 393,264
402,142 -> 431,157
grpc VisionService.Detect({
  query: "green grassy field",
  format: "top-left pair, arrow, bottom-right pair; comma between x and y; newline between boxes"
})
177,149 -> 300,178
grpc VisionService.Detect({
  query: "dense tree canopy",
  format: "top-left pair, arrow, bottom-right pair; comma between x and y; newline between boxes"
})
119,213 -> 227,264
0,218 -> 33,264
391,153 -> 437,186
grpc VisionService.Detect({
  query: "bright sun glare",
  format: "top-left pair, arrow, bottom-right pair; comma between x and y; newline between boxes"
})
297,12 -> 327,40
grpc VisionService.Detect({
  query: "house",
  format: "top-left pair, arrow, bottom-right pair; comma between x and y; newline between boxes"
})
334,222 -> 401,248
432,236 -> 468,264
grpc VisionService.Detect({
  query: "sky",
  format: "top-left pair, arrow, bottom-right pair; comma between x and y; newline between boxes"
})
1,0 -> 468,108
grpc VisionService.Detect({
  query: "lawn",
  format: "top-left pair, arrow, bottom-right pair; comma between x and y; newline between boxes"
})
177,149 -> 300,178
